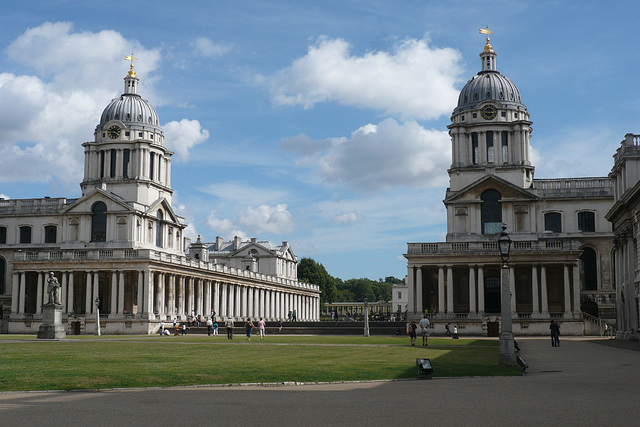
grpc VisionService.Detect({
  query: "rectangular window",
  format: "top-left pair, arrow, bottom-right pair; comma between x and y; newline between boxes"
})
123,149 -> 130,178
19,226 -> 31,244
578,211 -> 595,232
502,132 -> 508,164
110,149 -> 117,178
544,212 -> 562,233
0,226 -> 6,244
125,131 -> 130,137
486,131 -> 494,163
44,225 -> 57,243
100,150 -> 105,178
472,133 -> 479,164
397,291 -> 402,299
149,153 -> 155,180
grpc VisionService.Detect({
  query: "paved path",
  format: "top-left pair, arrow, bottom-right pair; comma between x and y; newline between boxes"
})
1,337 -> 638,426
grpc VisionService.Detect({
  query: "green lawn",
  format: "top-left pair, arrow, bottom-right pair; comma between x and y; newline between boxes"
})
0,335 -> 521,391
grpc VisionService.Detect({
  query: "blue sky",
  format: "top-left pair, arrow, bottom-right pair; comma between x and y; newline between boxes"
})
1,1 -> 639,280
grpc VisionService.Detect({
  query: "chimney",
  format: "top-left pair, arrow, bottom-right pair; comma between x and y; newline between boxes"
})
216,236 -> 224,251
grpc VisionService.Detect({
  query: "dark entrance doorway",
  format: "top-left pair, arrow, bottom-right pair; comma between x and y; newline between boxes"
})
487,321 -> 499,337
484,276 -> 501,313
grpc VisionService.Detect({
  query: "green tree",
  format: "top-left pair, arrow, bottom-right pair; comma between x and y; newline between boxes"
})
297,258 -> 337,304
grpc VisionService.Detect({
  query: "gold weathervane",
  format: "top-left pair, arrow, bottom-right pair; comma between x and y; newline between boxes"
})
125,53 -> 138,77
479,27 -> 494,51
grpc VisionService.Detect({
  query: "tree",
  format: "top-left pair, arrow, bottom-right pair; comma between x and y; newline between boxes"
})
297,258 -> 337,304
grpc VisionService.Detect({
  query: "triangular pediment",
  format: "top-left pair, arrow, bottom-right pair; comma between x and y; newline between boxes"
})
145,198 -> 182,224
445,175 -> 538,203
61,188 -> 134,214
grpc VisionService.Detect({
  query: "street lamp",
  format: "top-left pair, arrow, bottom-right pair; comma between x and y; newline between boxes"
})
95,296 -> 101,336
498,224 -> 516,366
363,297 -> 370,337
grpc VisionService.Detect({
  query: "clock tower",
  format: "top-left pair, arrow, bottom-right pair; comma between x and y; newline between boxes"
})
447,31 -> 534,193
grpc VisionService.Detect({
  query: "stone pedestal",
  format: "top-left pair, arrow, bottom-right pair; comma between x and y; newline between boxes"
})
37,303 -> 66,340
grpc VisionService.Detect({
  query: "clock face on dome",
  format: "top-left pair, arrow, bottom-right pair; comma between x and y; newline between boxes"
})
481,104 -> 497,120
107,125 -> 121,139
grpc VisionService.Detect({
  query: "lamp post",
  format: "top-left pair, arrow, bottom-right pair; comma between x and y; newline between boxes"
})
363,298 -> 370,337
95,297 -> 101,336
498,224 -> 516,366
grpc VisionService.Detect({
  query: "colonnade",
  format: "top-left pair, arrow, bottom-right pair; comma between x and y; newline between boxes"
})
10,268 -> 320,322
406,262 -> 581,319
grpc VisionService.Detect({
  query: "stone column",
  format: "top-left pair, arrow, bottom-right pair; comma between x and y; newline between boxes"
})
11,272 -> 19,314
415,267 -> 423,315
213,281 -> 220,318
137,271 -> 144,316
110,271 -> 118,316
61,273 -> 68,312
469,266 -> 476,315
446,266 -> 454,314
221,283 -> 228,317
406,266 -> 415,314
92,272 -> 99,315
531,265 -> 539,317
540,266 -> 549,316
246,286 -> 253,318
67,272 -> 74,314
204,280 -> 211,319
143,271 -> 153,317
85,272 -> 93,315
19,272 -> 26,314
36,272 -> 43,314
477,265 -> 485,314
235,285 -> 241,318
572,263 -> 581,317
228,284 -> 235,317
510,266 -> 516,314
438,267 -> 445,314
563,264 -> 571,316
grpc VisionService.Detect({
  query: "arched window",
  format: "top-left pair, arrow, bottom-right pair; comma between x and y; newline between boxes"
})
581,247 -> 598,291
544,212 -> 562,233
91,202 -> 107,242
481,189 -> 502,234
155,210 -> 164,248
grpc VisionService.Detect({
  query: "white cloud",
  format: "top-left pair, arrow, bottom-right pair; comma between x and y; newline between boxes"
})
163,119 -> 209,160
281,118 -> 451,191
192,37 -> 231,58
0,22 -> 161,187
334,212 -> 361,225
268,36 -> 463,120
238,204 -> 295,234
206,210 -> 246,239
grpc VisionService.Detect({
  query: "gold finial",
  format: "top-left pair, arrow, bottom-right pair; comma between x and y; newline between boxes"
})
124,53 -> 138,77
479,27 -> 494,51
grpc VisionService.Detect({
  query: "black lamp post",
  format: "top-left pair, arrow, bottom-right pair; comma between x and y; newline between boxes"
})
498,224 -> 516,366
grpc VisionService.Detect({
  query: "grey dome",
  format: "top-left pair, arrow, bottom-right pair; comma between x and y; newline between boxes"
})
454,71 -> 524,114
98,93 -> 160,131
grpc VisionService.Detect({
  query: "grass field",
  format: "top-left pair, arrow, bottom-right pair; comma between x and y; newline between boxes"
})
0,335 -> 521,391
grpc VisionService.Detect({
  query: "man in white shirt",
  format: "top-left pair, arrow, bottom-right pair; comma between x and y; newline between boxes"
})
419,314 -> 430,346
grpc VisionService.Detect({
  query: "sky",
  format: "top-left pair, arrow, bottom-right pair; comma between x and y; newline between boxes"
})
1,1 -> 640,281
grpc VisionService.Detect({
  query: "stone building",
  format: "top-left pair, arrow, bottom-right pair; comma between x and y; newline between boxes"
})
402,34 -> 615,336
606,133 -> 640,340
0,61 -> 320,334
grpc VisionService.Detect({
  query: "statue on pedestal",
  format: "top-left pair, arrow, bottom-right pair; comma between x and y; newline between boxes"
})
46,272 -> 61,305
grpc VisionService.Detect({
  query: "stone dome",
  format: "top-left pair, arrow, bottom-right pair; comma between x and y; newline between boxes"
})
453,70 -> 524,114
98,93 -> 160,131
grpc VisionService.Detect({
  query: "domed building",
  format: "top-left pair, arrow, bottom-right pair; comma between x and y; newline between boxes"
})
0,59 -> 320,334
403,34 -> 616,336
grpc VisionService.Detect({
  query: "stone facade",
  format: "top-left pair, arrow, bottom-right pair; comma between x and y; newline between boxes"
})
0,63 -> 320,334
401,35 -> 615,336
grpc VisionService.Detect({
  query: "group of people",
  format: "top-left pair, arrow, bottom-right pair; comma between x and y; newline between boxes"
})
287,310 -> 297,321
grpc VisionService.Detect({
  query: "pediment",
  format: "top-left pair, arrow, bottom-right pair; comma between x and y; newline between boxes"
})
145,198 -> 182,224
445,175 -> 537,203
61,189 -> 134,214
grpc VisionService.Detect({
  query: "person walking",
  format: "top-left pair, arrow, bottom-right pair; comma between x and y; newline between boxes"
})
225,316 -> 234,340
408,320 -> 418,346
159,321 -> 165,336
213,321 -> 219,336
445,323 -> 451,336
258,317 -> 266,340
550,320 -> 560,347
452,325 -> 459,339
419,313 -> 430,346
244,318 -> 255,340
206,317 -> 213,336
292,310 -> 297,321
